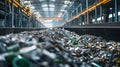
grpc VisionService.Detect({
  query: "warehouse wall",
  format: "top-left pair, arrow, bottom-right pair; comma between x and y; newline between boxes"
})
0,28 -> 45,35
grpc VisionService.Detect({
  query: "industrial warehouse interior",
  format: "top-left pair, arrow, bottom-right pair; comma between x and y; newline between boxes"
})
0,0 -> 120,67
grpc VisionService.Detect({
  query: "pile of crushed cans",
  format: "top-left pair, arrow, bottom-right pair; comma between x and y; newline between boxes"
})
0,28 -> 120,67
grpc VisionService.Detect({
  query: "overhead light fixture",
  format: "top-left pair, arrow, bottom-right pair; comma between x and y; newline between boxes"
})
49,4 -> 55,7
110,8 -> 112,10
24,1 -> 30,3
30,6 -> 35,9
118,11 -> 120,16
59,13 -> 62,16
60,9 -> 65,12
109,14 -> 113,18
49,8 -> 55,11
63,5 -> 67,8
97,17 -> 102,21
64,1 -> 71,4
43,8 -> 49,11
45,20 -> 53,22
57,13 -> 62,17
42,4 -> 48,7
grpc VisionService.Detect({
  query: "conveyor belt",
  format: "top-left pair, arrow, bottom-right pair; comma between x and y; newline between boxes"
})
65,28 -> 120,41
0,27 -> 120,41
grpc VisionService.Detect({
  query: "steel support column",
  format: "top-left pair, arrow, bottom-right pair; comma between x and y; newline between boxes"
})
11,0 -> 14,28
86,0 -> 89,24
18,7 -> 21,27
95,7 -> 97,24
114,0 -> 118,22
4,0 -> 7,27
100,5 -> 102,23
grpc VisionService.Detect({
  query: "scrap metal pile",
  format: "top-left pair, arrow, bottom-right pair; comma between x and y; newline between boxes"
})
0,28 -> 120,67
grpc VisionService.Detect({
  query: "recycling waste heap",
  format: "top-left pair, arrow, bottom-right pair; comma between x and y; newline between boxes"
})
0,28 -> 120,67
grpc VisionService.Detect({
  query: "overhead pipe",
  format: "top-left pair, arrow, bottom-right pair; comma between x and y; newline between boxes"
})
62,0 -> 111,26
